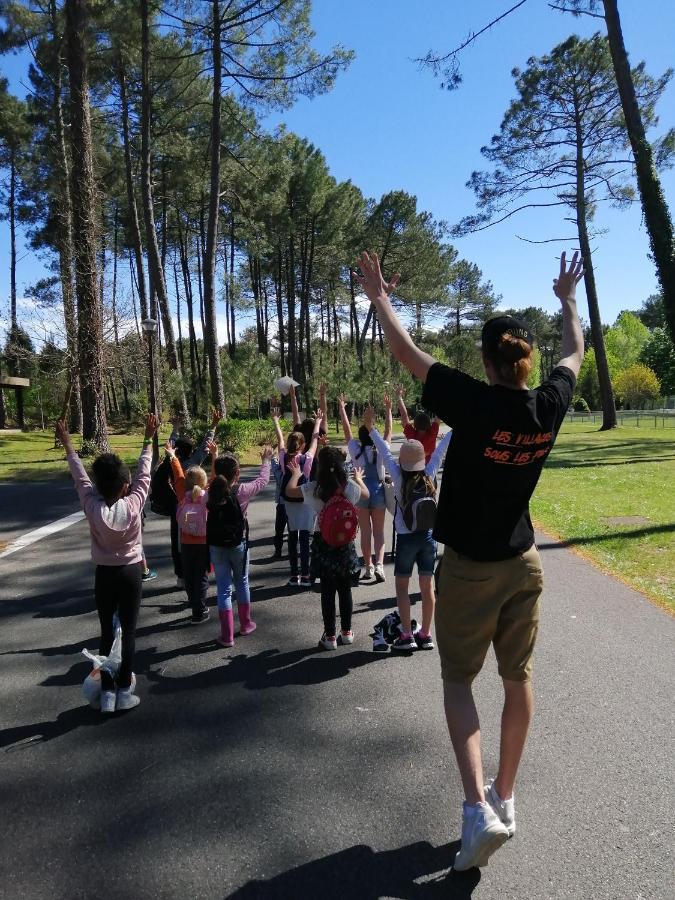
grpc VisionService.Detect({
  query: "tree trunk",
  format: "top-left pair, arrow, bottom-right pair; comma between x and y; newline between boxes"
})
111,204 -> 131,421
9,147 -> 17,329
173,255 -> 185,371
602,0 -> 675,344
65,0 -> 108,450
276,248 -> 287,375
176,213 -> 199,414
228,213 -> 236,358
201,0 -> 226,411
118,65 -> 149,321
574,94 -> 616,430
139,0 -> 189,422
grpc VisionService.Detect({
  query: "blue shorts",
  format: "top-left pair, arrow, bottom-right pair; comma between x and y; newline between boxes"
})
357,478 -> 386,510
394,530 -> 437,577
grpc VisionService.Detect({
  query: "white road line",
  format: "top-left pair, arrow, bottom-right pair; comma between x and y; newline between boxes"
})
0,511 -> 85,559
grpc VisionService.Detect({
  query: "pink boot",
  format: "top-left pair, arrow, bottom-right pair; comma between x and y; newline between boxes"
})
238,603 -> 257,636
216,609 -> 234,647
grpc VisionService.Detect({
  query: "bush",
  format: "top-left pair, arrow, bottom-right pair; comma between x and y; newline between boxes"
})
215,418 -> 280,452
613,364 -> 661,409
573,396 -> 590,413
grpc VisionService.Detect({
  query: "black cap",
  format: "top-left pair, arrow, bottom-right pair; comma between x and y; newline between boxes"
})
480,316 -> 534,354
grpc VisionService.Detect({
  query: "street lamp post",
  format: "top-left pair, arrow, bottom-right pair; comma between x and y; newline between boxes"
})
141,317 -> 160,467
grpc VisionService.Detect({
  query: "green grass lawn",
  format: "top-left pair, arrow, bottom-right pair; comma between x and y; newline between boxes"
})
532,422 -> 674,612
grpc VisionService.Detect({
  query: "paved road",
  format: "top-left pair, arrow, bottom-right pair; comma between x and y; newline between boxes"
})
0,472 -> 673,900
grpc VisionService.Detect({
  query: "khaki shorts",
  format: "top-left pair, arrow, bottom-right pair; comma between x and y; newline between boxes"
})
435,545 -> 544,684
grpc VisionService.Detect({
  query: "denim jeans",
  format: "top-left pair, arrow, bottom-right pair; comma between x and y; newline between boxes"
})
210,543 -> 250,611
394,530 -> 437,577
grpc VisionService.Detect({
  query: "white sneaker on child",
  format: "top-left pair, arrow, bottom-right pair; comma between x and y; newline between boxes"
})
100,690 -> 116,714
361,564 -> 375,581
318,633 -> 337,650
485,779 -> 516,837
116,687 -> 141,711
453,801 -> 509,871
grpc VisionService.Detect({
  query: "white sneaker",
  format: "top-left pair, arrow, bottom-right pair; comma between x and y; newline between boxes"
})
373,563 -> 385,583
116,687 -> 141,711
337,630 -> 354,645
453,802 -> 509,871
318,633 -> 337,650
485,779 -> 516,837
361,564 -> 375,581
100,690 -> 116,714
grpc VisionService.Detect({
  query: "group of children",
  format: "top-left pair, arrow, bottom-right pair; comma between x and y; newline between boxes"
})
58,382 -> 451,714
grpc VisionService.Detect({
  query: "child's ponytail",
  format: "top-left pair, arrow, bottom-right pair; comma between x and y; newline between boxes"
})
191,484 -> 202,502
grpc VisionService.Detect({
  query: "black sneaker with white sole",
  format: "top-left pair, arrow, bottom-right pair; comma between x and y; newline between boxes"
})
415,633 -> 435,650
391,634 -> 417,651
191,609 -> 210,625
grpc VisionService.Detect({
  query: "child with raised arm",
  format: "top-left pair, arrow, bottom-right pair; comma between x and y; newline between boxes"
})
276,410 -> 323,586
164,439 -> 217,624
364,405 -> 451,651
152,407 -> 222,588
285,448 -> 368,649
270,407 -> 288,559
338,393 -> 392,582
396,386 -> 440,465
207,446 -> 272,647
56,414 -> 160,714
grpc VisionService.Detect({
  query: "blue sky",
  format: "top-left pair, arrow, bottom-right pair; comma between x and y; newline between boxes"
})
1,0 -> 674,340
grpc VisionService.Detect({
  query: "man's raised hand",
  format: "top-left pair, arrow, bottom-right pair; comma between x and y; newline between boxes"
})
353,251 -> 400,304
553,251 -> 584,303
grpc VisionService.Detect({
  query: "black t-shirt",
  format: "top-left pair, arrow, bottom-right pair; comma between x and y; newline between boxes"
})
421,363 -> 576,561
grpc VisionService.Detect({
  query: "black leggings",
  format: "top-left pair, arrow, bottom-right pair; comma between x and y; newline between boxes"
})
320,575 -> 353,637
181,543 -> 210,617
170,514 -> 183,578
95,562 -> 143,691
288,529 -> 310,578
274,502 -> 287,555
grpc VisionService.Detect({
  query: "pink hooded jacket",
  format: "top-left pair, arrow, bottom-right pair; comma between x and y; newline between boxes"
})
67,445 -> 152,566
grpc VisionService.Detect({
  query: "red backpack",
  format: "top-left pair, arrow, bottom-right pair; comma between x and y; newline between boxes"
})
319,491 -> 359,547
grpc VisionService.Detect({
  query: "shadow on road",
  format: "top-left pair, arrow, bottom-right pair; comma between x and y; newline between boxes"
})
145,645 -> 388,694
223,840 -> 479,899
538,522 -> 675,550
0,703 -> 115,750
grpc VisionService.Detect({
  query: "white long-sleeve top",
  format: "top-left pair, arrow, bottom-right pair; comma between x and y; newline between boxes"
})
369,428 -> 452,535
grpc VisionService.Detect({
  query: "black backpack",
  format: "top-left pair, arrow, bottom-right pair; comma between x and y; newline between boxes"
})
280,453 -> 308,503
150,457 -> 177,517
206,492 -> 247,548
399,479 -> 437,533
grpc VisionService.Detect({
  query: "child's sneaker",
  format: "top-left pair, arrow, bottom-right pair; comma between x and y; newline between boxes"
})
318,633 -> 337,650
454,801 -> 509,870
415,631 -> 435,650
373,563 -> 386,583
484,779 -> 516,837
191,609 -> 210,625
100,690 -> 116,714
391,633 -> 417,651
337,630 -> 354,645
300,576 -> 312,588
116,687 -> 141,711
361,564 -> 375,581
142,569 -> 158,582
286,576 -> 300,587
